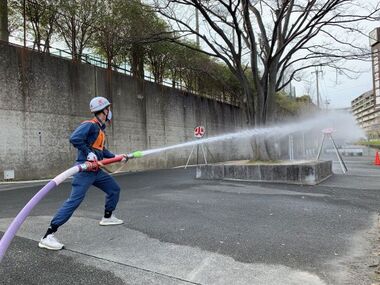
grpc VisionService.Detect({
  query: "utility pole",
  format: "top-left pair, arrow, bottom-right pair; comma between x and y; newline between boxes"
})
0,0 -> 9,42
23,0 -> 26,47
195,8 -> 200,47
316,70 -> 320,108
312,66 -> 323,108
195,7 -> 200,93
325,99 -> 330,110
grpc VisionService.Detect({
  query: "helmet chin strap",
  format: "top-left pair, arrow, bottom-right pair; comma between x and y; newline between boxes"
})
93,108 -> 110,126
94,114 -> 106,127
102,109 -> 109,121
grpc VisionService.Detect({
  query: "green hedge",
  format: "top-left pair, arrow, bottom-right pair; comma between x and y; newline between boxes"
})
358,140 -> 380,148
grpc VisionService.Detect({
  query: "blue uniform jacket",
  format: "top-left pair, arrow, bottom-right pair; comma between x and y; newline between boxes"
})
70,118 -> 115,163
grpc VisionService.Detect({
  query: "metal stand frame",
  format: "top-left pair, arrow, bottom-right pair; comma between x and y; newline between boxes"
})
289,135 -> 294,160
316,132 -> 348,174
185,143 -> 208,169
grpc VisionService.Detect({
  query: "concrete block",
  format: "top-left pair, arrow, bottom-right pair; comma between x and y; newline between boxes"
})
300,164 -> 316,184
316,161 -> 332,182
196,160 -> 332,185
247,165 -> 261,180
260,165 -> 273,181
286,165 -> 300,182
196,165 -> 224,179
224,165 -> 248,180
272,165 -> 288,181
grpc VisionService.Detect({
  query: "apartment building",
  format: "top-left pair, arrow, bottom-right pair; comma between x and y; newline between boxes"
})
351,91 -> 380,138
351,28 -> 380,138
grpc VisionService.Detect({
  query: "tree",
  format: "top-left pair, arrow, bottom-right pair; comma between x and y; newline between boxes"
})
175,43 -> 206,92
145,35 -> 242,103
55,0 -> 101,61
91,0 -> 170,77
145,40 -> 172,83
126,0 -> 170,79
165,41 -> 187,88
0,0 -> 9,41
10,0 -> 57,52
127,0 -> 147,79
197,60 -> 243,104
91,0 -> 131,70
154,0 -> 379,126
7,0 -> 22,37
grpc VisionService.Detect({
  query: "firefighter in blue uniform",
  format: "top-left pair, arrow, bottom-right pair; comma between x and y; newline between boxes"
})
39,97 -> 127,250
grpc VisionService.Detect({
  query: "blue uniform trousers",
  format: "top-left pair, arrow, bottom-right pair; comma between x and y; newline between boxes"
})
51,169 -> 121,227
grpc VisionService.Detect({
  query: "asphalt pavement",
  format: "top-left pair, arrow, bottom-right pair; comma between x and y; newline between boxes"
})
0,154 -> 379,285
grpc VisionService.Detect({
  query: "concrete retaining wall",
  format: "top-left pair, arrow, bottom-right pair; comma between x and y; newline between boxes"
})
196,160 -> 333,185
0,42 -> 252,180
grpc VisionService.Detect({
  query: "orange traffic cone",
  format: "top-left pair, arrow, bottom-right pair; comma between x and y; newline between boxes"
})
374,151 -> 380,165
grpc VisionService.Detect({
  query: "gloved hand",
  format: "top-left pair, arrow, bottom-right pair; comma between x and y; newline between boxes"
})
85,161 -> 99,172
87,152 -> 98,161
120,154 -> 129,163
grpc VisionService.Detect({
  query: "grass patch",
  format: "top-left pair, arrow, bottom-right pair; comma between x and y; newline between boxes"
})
358,140 -> 380,148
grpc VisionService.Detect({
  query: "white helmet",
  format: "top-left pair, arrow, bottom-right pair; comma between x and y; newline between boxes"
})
89,97 -> 111,113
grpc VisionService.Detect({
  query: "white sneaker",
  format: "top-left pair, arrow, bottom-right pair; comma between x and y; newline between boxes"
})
99,215 -> 124,226
38,234 -> 64,250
